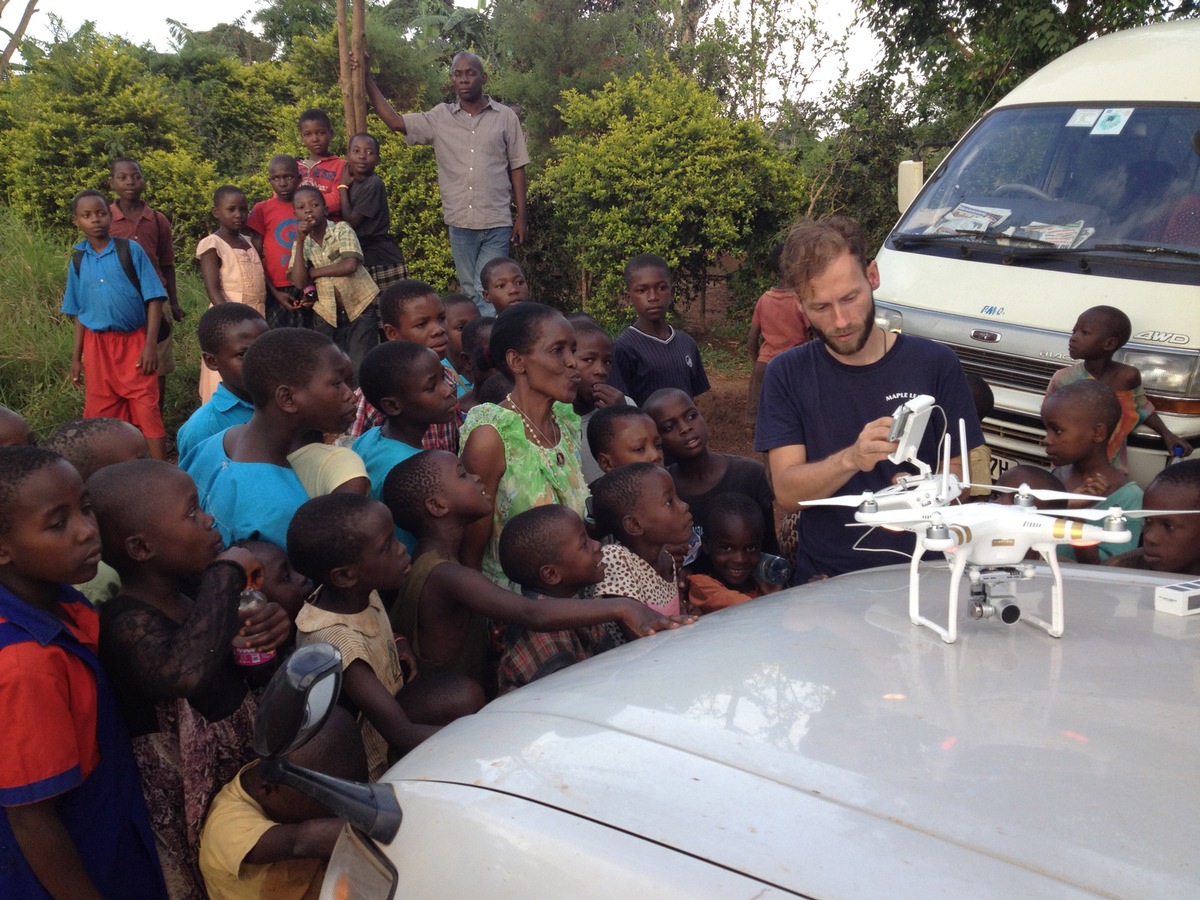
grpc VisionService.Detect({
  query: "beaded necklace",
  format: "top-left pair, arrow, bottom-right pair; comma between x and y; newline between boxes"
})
507,393 -> 566,466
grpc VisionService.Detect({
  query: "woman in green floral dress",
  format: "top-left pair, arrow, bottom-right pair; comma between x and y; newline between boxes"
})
460,303 -> 590,591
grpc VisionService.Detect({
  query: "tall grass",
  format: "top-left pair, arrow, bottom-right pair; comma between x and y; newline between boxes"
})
0,205 -> 209,442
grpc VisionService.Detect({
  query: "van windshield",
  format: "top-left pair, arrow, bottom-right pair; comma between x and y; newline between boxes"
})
895,105 -> 1200,253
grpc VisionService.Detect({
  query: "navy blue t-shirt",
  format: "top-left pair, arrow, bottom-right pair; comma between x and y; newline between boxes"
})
754,334 -> 984,581
610,325 -> 710,406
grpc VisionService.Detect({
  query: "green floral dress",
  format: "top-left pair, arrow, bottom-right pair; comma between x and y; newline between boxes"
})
460,401 -> 590,591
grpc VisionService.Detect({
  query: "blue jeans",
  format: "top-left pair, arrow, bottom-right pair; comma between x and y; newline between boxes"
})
448,225 -> 512,315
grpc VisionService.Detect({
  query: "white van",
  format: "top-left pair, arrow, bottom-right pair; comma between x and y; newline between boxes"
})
876,20 -> 1200,486
257,563 -> 1200,898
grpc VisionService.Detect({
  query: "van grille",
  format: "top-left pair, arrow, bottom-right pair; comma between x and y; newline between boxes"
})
950,345 -> 1061,393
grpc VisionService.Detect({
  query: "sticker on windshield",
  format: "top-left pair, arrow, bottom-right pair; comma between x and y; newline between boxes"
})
924,203 -> 1011,235
1003,220 -> 1094,248
1090,108 -> 1134,136
1066,109 -> 1101,127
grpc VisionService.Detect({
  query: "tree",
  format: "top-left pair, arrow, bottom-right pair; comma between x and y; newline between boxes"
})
858,0 -> 1198,113
166,18 -> 277,63
535,64 -> 804,320
789,72 -> 930,251
684,0 -> 847,128
144,45 -> 300,181
488,0 -> 654,158
0,27 -> 218,237
0,0 -> 37,73
254,0 -> 337,56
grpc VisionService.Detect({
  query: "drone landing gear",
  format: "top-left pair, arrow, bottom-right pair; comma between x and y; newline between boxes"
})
1021,549 -> 1065,638
910,551 -> 1065,643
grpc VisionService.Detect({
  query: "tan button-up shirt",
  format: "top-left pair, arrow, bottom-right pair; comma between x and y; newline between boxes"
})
296,221 -> 379,326
403,97 -> 530,230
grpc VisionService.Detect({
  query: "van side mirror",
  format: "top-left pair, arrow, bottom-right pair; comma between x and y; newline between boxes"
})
898,160 -> 925,214
254,642 -> 342,759
254,643 -> 403,843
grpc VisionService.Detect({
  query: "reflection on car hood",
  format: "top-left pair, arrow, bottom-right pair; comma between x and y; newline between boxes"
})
387,563 -> 1200,896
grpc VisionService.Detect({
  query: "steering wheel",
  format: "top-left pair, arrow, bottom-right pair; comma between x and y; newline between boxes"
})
991,183 -> 1054,201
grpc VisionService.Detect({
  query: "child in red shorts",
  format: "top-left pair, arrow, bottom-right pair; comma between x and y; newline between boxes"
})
62,189 -> 168,461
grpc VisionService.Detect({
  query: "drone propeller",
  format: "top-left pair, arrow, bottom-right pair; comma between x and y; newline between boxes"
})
799,492 -> 879,510
1037,506 -> 1200,520
989,483 -> 1097,503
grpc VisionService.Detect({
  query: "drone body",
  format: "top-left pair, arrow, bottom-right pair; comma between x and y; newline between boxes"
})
852,501 -> 1132,643
798,395 -> 1140,643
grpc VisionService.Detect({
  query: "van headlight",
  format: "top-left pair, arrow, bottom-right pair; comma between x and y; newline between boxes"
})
875,306 -> 904,333
324,825 -> 397,900
1118,348 -> 1200,397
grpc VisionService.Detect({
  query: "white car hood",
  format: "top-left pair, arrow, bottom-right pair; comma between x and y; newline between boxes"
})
387,564 -> 1200,896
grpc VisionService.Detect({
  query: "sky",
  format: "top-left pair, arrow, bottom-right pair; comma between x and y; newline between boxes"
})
16,0 -> 262,49
9,0 -> 878,86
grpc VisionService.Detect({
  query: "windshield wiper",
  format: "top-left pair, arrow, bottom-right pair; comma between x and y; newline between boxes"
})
1091,242 -> 1200,261
892,230 -> 1057,249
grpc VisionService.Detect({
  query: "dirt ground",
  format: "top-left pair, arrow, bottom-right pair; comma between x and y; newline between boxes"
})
680,280 -> 761,459
695,372 -> 757,458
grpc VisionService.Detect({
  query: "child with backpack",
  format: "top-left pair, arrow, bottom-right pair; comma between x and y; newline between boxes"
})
62,189 -> 169,461
109,156 -> 183,416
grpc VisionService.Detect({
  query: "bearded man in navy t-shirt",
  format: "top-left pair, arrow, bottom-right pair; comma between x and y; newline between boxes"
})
753,216 -> 985,583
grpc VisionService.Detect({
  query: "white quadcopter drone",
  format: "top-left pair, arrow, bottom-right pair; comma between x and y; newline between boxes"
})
802,395 -> 1181,643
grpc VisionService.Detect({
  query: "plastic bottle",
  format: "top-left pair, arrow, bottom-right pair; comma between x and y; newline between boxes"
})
1165,445 -> 1185,468
754,553 -> 793,587
231,588 -> 277,667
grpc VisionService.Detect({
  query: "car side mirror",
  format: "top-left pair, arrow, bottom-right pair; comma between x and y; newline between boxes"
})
254,643 -> 403,843
254,642 -> 342,759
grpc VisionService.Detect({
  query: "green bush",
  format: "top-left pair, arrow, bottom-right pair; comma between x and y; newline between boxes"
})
380,139 -> 456,289
0,30 -> 216,242
536,63 -> 804,324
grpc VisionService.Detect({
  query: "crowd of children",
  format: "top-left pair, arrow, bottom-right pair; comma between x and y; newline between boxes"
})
6,109 -> 1199,899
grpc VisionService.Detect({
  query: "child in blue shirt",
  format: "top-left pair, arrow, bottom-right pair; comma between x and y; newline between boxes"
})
352,341 -> 458,551
0,446 -> 166,899
62,189 -> 169,461
176,304 -> 268,460
347,280 -> 461,450
181,328 -> 357,549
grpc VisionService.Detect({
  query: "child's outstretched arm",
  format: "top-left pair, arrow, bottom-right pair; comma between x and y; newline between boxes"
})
341,660 -> 438,754
1144,412 -> 1193,457
432,564 -> 696,637
459,424 -> 506,569
243,818 -> 345,865
7,799 -> 104,900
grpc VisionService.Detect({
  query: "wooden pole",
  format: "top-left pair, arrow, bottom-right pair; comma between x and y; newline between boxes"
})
336,0 -> 356,144
351,0 -> 367,135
